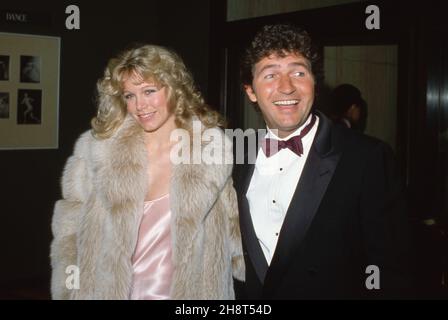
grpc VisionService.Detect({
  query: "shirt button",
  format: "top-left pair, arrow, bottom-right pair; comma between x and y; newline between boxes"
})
280,168 -> 283,171
275,233 -> 279,236
272,200 -> 276,204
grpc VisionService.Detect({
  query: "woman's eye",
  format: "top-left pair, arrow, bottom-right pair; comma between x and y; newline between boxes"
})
144,89 -> 156,95
124,94 -> 133,100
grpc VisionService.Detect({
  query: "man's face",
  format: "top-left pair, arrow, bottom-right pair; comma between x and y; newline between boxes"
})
245,52 -> 315,138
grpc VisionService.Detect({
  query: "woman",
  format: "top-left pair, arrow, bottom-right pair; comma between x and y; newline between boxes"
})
50,45 -> 244,299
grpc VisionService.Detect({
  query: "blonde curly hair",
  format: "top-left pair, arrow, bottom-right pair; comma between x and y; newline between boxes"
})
91,44 -> 224,139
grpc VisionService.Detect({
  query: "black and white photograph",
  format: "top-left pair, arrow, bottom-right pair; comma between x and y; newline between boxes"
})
0,92 -> 9,118
17,89 -> 41,124
20,55 -> 40,83
0,55 -> 9,81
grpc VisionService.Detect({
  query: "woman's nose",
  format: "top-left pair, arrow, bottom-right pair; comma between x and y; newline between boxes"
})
135,95 -> 146,111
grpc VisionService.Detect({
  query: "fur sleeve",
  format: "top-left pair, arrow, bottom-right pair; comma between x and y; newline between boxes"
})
223,178 -> 245,282
50,133 -> 92,299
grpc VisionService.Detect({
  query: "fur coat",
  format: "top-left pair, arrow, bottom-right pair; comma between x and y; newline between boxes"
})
50,115 -> 244,299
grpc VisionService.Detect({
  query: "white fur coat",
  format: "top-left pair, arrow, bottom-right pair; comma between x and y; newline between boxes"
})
50,116 -> 244,299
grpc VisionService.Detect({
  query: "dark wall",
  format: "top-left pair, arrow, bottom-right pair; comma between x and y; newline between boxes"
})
155,1 -> 211,97
0,0 -> 210,295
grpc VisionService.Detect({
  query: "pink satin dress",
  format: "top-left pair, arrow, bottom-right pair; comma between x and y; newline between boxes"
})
130,194 -> 173,300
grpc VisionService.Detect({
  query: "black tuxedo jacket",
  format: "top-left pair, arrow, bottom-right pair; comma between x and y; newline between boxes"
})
233,111 -> 413,299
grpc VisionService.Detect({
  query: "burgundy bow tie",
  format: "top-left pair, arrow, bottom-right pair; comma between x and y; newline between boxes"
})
262,114 -> 316,157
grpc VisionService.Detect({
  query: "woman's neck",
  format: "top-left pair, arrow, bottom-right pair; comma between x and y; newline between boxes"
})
144,116 -> 178,152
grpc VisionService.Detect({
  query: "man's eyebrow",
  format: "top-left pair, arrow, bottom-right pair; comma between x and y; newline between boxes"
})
257,64 -> 280,75
288,62 -> 311,70
256,61 -> 311,75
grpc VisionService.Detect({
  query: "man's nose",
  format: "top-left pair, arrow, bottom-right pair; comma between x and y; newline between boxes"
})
278,75 -> 296,95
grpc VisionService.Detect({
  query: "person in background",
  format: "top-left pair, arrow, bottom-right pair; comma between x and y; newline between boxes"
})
330,83 -> 368,133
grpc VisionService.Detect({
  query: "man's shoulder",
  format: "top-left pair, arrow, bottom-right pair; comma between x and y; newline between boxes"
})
315,111 -> 386,154
331,124 -> 389,154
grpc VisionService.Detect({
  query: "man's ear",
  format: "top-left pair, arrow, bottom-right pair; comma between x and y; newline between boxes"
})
244,85 -> 257,103
346,104 -> 357,116
347,104 -> 361,121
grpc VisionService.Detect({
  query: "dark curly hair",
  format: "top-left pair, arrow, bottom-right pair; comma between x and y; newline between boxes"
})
241,24 -> 321,86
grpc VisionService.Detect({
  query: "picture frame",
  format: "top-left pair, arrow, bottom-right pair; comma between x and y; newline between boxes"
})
0,32 -> 60,149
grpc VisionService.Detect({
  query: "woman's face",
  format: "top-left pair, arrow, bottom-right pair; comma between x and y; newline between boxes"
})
122,74 -> 175,133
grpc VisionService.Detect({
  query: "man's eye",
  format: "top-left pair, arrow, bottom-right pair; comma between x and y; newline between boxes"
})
264,74 -> 275,79
293,71 -> 305,77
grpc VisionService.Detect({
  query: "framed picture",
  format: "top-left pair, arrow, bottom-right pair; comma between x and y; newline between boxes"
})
0,32 -> 60,149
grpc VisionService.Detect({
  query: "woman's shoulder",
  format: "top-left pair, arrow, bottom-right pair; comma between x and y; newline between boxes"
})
72,130 -> 94,155
71,129 -> 110,160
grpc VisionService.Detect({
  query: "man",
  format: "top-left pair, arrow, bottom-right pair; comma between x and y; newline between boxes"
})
234,24 -> 412,299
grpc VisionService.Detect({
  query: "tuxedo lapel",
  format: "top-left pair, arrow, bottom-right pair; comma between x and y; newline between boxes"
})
263,112 -> 341,295
236,134 -> 269,284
